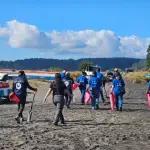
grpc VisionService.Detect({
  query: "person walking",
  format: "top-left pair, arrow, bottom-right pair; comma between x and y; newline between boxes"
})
77,71 -> 88,104
110,73 -> 125,111
44,73 -> 73,126
88,71 -> 100,111
63,72 -> 74,108
12,70 -> 37,123
96,68 -> 105,103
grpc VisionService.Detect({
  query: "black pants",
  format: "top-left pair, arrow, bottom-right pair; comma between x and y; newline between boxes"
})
17,95 -> 26,118
53,95 -> 65,124
65,90 -> 72,107
17,102 -> 25,117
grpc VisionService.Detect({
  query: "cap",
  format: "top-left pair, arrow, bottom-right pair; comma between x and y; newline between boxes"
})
18,70 -> 25,76
114,68 -> 118,72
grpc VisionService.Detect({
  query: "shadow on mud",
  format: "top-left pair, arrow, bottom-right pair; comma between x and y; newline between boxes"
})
70,107 -> 92,110
70,106 -> 110,111
65,121 -> 140,127
66,119 -> 93,123
123,108 -> 150,112
124,102 -> 147,105
35,119 -> 51,123
124,97 -> 146,100
0,101 -> 32,105
72,103 -> 90,106
98,107 -> 110,111
0,120 -> 141,129
0,125 -> 22,128
0,122 -> 141,129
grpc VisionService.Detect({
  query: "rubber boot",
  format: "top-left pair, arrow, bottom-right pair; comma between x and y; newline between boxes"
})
67,105 -> 70,109
95,104 -> 99,109
119,107 -> 122,111
20,116 -> 25,122
15,116 -> 20,124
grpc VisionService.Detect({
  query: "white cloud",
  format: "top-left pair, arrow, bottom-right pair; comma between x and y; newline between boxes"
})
0,20 -> 149,58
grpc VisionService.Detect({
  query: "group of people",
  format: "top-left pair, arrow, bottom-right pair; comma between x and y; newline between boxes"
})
77,69 -> 105,111
76,68 -> 125,111
43,68 -> 126,125
11,68 -> 126,125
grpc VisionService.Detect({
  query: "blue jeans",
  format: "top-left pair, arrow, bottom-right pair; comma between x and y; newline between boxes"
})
90,89 -> 99,107
114,94 -> 123,110
99,88 -> 105,102
79,88 -> 85,104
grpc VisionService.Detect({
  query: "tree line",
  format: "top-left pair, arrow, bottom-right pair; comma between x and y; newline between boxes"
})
0,57 -> 142,71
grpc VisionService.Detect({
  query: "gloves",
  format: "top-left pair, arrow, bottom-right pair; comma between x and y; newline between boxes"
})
34,88 -> 38,94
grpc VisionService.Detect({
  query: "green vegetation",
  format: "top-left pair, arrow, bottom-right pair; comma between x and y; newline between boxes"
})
132,60 -> 146,71
147,45 -> 150,68
123,72 -> 148,84
79,61 -> 93,71
49,67 -> 62,72
0,58 -> 142,71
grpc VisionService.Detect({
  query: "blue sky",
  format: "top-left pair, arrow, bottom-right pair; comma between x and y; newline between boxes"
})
0,0 -> 150,60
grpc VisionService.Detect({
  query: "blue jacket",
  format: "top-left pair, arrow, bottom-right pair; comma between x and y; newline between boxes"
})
64,76 -> 74,91
13,76 -> 35,96
112,78 -> 125,95
96,71 -> 104,86
77,75 -> 88,90
88,76 -> 100,90
148,81 -> 150,87
96,72 -> 103,79
60,72 -> 66,80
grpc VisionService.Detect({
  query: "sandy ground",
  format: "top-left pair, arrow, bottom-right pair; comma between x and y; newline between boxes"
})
0,81 -> 150,150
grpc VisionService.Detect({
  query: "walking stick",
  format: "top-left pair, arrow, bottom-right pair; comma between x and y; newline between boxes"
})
27,91 -> 37,123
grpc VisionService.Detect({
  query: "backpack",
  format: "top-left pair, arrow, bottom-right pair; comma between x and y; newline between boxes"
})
120,80 -> 125,94
120,86 -> 125,94
63,79 -> 72,90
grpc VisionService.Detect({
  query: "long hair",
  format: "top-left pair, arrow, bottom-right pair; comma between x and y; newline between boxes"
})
65,72 -> 70,79
55,73 -> 62,92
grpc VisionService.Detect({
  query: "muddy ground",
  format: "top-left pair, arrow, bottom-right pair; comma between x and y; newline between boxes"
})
0,81 -> 150,150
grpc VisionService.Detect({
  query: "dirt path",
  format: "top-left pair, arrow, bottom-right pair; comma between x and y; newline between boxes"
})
0,81 -> 150,150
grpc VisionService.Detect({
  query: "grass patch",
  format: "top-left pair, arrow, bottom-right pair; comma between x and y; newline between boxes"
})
6,72 -> 81,89
123,72 -> 150,84
70,71 -> 82,80
28,79 -> 48,88
7,79 -> 48,89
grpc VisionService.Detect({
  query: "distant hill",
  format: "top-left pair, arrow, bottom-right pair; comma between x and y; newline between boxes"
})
0,58 -> 143,71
